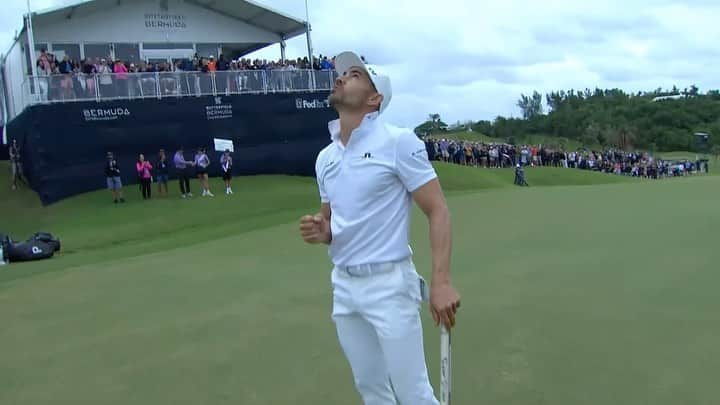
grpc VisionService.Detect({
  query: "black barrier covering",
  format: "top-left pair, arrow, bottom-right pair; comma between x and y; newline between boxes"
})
6,93 -> 336,205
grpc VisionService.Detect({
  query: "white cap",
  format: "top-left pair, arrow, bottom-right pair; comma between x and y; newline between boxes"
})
333,51 -> 392,114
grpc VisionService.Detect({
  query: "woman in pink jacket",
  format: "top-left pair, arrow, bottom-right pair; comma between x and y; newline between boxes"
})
113,60 -> 129,98
136,154 -> 153,200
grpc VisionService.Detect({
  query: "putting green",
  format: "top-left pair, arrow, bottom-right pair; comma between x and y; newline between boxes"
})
1,162 -> 718,404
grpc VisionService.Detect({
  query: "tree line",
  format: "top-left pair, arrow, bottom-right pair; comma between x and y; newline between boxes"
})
416,86 -> 720,154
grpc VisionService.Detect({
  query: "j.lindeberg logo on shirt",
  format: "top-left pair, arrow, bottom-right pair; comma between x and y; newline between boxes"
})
411,148 -> 427,157
363,152 -> 372,159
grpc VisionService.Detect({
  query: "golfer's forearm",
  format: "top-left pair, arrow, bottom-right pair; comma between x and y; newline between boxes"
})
319,204 -> 332,244
428,207 -> 452,285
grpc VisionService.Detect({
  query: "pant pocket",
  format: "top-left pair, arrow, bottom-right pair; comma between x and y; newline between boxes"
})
401,262 -> 424,305
331,268 -> 353,318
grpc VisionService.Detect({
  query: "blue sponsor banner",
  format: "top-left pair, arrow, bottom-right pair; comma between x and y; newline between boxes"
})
6,92 -> 334,204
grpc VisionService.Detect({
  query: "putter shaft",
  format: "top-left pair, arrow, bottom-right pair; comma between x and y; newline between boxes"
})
440,326 -> 451,405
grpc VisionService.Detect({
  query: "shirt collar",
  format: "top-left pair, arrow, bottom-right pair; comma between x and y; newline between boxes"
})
328,112 -> 380,143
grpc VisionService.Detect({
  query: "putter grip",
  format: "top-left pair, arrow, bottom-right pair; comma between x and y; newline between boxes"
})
440,326 -> 451,405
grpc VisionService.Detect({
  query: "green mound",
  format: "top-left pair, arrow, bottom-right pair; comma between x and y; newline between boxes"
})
435,162 -> 632,193
0,160 -> 706,284
2,162 -> 630,236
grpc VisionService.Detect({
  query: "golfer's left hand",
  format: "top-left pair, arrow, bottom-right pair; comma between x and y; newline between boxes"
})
430,282 -> 461,329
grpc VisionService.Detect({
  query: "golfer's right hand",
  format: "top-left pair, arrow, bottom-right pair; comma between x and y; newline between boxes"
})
300,214 -> 331,244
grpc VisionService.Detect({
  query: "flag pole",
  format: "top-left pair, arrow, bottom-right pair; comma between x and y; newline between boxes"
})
305,0 -> 314,65
26,0 -> 41,99
305,0 -> 315,89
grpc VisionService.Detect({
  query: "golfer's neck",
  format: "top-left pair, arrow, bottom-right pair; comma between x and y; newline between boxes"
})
338,110 -> 369,146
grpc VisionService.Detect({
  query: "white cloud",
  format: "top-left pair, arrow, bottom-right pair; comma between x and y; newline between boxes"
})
2,0 -> 718,128
248,0 -> 720,127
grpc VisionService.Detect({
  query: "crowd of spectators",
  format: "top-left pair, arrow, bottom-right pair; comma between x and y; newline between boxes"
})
32,48 -> 339,101
424,138 -> 710,179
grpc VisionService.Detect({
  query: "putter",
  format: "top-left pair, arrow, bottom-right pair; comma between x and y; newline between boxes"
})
440,325 -> 452,405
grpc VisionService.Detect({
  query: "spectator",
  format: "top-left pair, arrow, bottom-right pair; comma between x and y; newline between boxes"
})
439,139 -> 449,162
57,55 -> 74,99
220,149 -> 233,195
173,147 -> 195,199
216,54 -> 229,94
104,152 -> 125,203
35,51 -> 52,101
136,153 -> 153,200
9,139 -> 27,190
98,58 -> 114,98
194,147 -> 213,197
113,59 -> 128,98
514,163 -> 529,186
217,54 -> 230,71
81,58 -> 97,97
320,56 -> 333,70
155,149 -> 169,198
58,55 -> 73,74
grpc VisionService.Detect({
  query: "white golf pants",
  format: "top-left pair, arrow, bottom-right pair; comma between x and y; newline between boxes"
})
331,257 -> 439,405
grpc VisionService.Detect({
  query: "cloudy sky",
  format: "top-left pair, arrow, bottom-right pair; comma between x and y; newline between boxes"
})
2,0 -> 718,128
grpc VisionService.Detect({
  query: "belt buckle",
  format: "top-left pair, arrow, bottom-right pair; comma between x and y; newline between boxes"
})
344,265 -> 359,277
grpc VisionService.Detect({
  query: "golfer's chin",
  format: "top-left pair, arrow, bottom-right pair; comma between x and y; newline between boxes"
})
328,94 -> 342,108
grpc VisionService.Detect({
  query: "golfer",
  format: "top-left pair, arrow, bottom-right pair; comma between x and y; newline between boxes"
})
299,51 -> 460,405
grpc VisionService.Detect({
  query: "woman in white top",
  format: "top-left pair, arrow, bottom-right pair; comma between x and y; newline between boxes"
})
98,58 -> 114,98
194,147 -> 213,197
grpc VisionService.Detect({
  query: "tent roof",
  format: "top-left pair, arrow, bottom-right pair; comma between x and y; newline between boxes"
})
26,0 -> 308,40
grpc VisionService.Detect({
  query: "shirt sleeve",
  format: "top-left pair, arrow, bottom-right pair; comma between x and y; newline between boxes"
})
395,131 -> 437,192
315,150 -> 330,203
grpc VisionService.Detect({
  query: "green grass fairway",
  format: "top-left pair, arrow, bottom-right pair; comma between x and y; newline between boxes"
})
1,162 -> 719,404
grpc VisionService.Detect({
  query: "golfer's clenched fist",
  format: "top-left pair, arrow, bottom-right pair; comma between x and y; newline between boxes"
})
300,214 -> 331,244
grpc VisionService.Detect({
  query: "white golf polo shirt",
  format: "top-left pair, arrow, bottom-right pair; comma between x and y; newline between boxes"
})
315,112 -> 437,267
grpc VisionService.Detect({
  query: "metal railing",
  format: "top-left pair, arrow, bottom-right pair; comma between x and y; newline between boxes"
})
20,69 -> 337,106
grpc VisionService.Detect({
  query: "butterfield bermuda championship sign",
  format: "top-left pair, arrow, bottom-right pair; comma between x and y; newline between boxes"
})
206,97 -> 233,120
144,13 -> 187,30
83,107 -> 131,122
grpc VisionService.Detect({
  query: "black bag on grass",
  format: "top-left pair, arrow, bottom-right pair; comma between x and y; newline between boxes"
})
6,240 -> 55,262
27,232 -> 61,252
